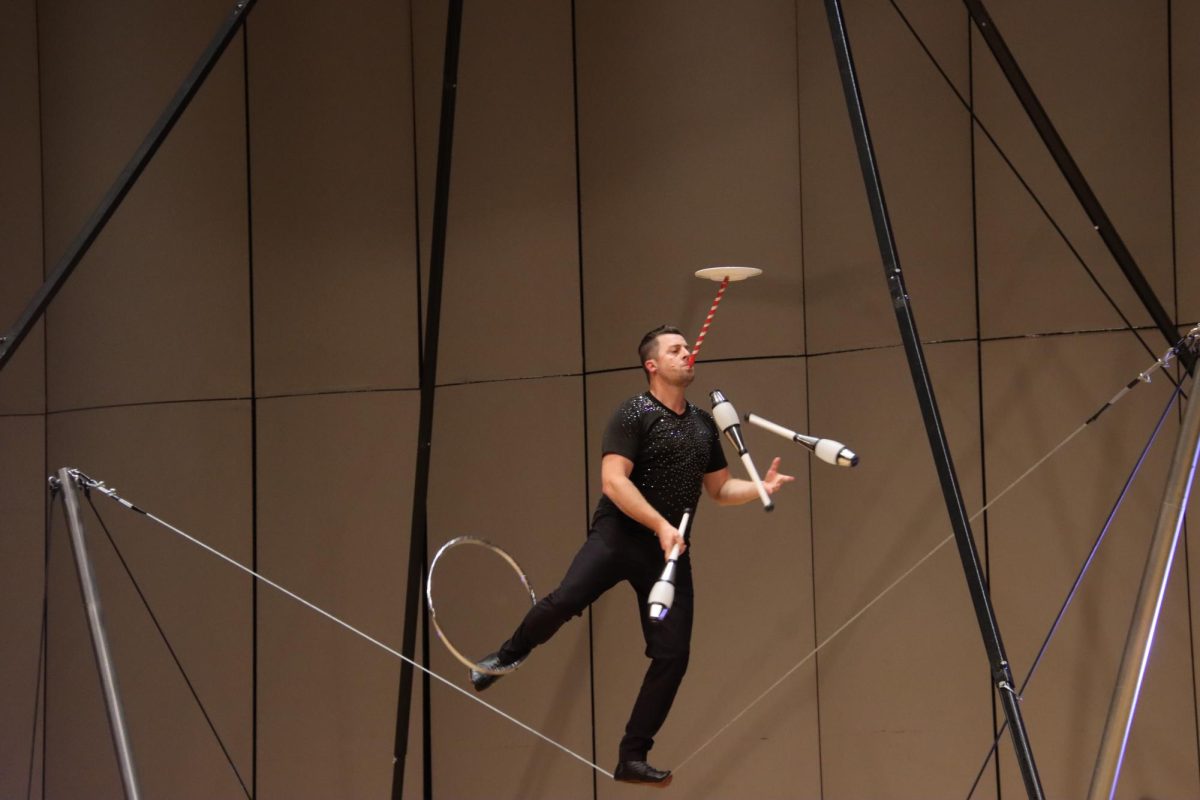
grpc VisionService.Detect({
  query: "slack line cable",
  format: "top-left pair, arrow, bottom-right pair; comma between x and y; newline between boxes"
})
674,332 -> 1197,774
62,334 -> 1196,784
75,475 -> 613,779
962,379 -> 1185,800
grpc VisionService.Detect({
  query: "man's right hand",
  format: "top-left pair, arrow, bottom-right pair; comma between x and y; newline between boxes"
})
655,522 -> 686,561
601,454 -> 688,561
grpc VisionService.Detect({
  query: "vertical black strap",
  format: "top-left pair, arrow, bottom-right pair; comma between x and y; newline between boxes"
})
391,1 -> 465,797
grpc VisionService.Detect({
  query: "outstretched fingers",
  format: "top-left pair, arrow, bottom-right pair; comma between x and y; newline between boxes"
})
764,457 -> 795,494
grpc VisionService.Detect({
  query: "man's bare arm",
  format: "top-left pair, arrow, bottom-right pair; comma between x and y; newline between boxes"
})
703,457 -> 795,505
601,453 -> 685,559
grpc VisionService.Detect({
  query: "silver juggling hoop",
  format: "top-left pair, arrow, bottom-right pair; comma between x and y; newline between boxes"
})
426,536 -> 537,676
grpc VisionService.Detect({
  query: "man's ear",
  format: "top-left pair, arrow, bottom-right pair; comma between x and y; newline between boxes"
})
644,359 -> 658,377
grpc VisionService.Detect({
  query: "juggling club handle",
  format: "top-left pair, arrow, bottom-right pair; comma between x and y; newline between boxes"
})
740,451 -> 774,511
647,510 -> 691,623
744,412 -> 860,468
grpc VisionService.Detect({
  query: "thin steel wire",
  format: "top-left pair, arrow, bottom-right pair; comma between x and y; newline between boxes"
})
674,427 -> 1082,771
884,0 -> 1184,390
88,486 -> 613,780
75,332 -> 1198,785
27,488 -> 55,800
963,379 -> 1184,800
674,337 -> 1192,774
24,610 -> 45,800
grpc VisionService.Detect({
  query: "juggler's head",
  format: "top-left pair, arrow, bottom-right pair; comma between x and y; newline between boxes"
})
638,325 -> 695,388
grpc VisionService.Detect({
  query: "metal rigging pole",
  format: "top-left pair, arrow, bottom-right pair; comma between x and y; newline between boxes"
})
821,1 -> 1045,796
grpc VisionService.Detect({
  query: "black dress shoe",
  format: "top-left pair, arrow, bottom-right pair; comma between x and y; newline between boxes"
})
614,760 -> 673,788
469,651 -> 520,692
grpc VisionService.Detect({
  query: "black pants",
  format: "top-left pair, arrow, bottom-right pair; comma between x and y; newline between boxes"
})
498,523 -> 693,762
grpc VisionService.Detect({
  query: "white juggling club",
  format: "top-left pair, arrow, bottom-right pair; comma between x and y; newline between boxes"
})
647,509 -> 691,623
744,412 -> 859,467
710,389 -> 774,511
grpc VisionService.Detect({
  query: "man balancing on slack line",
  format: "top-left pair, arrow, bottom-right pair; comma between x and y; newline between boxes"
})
469,324 -> 793,788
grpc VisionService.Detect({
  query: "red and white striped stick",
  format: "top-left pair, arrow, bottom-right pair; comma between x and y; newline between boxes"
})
689,276 -> 729,366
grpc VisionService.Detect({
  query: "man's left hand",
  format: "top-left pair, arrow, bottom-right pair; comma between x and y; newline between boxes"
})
763,457 -> 795,494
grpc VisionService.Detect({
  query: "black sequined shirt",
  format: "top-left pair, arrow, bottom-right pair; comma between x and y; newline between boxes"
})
592,391 -> 727,535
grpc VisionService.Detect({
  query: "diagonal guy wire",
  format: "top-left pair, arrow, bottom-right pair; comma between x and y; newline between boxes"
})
84,493 -> 252,799
963,378 -> 1183,799
674,334 -> 1192,773
884,0 -> 1180,393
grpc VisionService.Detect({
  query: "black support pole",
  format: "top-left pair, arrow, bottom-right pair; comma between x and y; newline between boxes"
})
0,0 -> 257,373
961,0 -> 1193,375
391,1 -> 464,797
821,1 -> 1045,797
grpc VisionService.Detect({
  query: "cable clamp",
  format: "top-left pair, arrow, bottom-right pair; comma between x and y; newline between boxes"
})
68,468 -> 117,500
998,681 -> 1022,702
1160,349 -> 1175,373
67,468 -> 109,495
1184,324 -> 1200,352
64,468 -> 144,513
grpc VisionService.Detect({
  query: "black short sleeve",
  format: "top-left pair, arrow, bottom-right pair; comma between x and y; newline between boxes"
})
601,396 -> 645,461
703,414 -> 728,473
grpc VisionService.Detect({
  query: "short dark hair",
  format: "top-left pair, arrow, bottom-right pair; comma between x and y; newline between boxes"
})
638,325 -> 684,382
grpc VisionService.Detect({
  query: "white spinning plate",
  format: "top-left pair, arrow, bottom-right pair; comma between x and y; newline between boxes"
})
695,266 -> 762,282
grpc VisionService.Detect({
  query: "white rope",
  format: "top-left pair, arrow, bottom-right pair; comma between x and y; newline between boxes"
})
675,429 -> 1077,773
673,334 -> 1191,773
93,495 -> 613,779
82,330 -> 1196,782
89,406 -> 1130,782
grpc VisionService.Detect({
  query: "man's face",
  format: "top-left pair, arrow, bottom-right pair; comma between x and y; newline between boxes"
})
647,333 -> 695,387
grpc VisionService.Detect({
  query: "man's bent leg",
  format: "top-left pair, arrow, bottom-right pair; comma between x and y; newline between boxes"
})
496,527 -> 624,665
